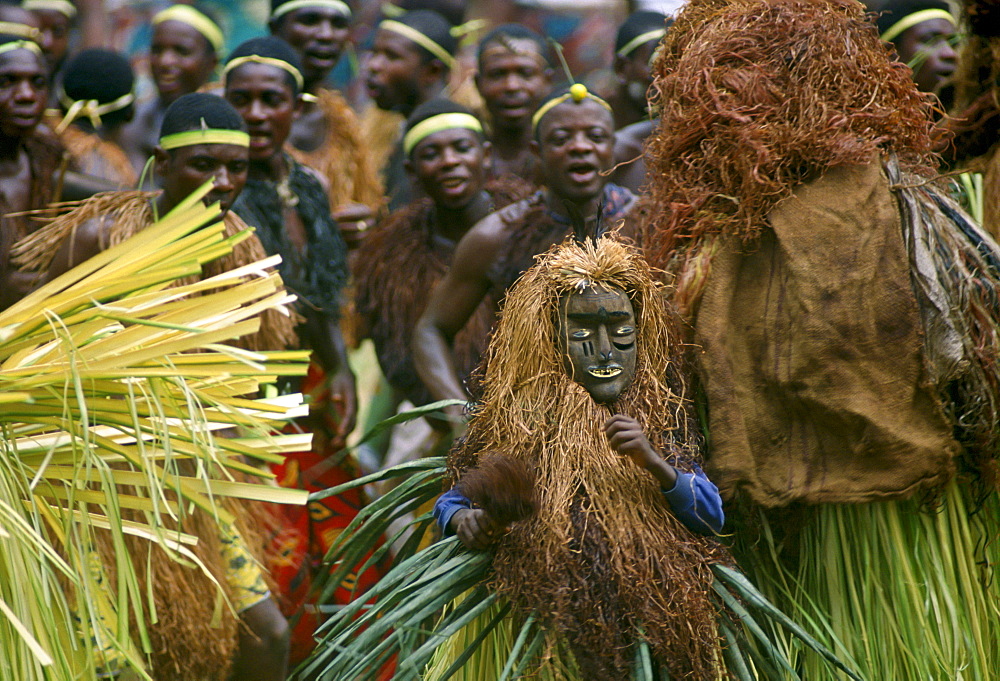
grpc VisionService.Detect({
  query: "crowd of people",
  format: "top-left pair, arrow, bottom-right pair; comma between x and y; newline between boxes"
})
2,0 -> 1000,678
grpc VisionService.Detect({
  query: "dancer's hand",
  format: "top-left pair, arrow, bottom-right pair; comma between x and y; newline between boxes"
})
451,508 -> 503,551
604,414 -> 678,490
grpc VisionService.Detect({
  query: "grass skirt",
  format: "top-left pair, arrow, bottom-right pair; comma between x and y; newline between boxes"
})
740,480 -> 1000,680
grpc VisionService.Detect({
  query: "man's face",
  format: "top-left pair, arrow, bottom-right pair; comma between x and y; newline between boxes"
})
29,8 -> 69,72
0,50 -> 48,139
365,28 -> 424,113
535,98 -> 615,204
476,40 -> 551,133
408,127 -> 490,210
271,7 -> 350,86
616,40 -> 657,112
896,18 -> 957,95
558,286 -> 637,404
151,20 -> 218,105
156,142 -> 249,214
225,63 -> 300,162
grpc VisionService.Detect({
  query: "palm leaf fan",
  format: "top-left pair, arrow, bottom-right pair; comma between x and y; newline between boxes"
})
0,183 -> 311,680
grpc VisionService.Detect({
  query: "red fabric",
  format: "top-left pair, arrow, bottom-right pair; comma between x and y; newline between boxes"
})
266,363 -> 392,671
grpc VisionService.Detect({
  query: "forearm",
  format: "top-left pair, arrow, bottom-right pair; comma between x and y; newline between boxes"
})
307,311 -> 350,375
413,316 -> 471,403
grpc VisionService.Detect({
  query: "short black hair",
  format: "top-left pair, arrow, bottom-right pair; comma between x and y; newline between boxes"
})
380,9 -> 456,66
395,0 -> 464,27
406,97 -> 479,132
615,11 -> 670,57
61,48 -> 134,128
477,24 -> 551,70
875,0 -> 952,43
160,92 -> 246,140
225,36 -> 303,95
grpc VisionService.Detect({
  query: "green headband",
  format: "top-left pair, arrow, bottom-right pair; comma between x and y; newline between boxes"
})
616,28 -> 666,58
272,0 -> 351,21
403,112 -> 482,155
0,39 -> 42,57
380,19 -> 455,69
22,0 -> 76,17
153,5 -> 225,54
531,83 -> 612,133
159,128 -> 250,150
223,54 -> 304,91
880,8 -> 955,43
56,88 -> 135,133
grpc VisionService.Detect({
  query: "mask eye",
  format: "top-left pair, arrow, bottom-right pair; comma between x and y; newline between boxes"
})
571,329 -> 591,340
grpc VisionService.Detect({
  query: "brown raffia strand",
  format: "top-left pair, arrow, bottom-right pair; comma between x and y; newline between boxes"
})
287,89 -> 385,211
360,106 -> 405,176
948,0 -> 1000,164
449,237 -> 727,679
352,178 -> 531,403
642,0 -> 940,283
10,192 -> 299,352
58,123 -> 139,188
455,452 -> 538,527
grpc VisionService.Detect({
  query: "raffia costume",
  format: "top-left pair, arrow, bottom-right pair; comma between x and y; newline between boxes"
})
288,89 -> 384,211
352,179 -> 530,406
11,192 -> 298,680
55,122 -> 138,188
300,236 -> 858,681
642,1 -> 1000,678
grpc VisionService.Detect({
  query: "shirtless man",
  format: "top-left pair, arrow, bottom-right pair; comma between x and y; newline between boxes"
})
474,24 -> 552,183
413,86 -> 637,420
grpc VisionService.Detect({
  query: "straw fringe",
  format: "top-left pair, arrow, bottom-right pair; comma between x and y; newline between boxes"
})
57,124 -> 138,188
287,89 -> 384,210
10,192 -> 299,353
449,237 -> 727,678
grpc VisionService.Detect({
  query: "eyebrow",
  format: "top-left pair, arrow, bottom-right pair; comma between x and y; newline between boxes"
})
566,309 -> 632,323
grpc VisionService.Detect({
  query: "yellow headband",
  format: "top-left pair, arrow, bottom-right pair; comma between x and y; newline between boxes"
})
153,5 -> 225,54
22,0 -> 76,18
531,83 -> 612,133
56,89 -> 134,133
223,54 -> 304,91
272,0 -> 351,21
0,21 -> 41,42
380,19 -> 455,69
616,28 -> 666,58
880,8 -> 955,43
159,128 -> 250,150
403,112 -> 482,155
0,39 -> 42,57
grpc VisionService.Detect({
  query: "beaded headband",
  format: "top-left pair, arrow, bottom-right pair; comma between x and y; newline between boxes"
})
0,21 -> 41,42
159,128 -> 250,150
272,0 -> 351,21
57,88 -> 135,133
880,8 -> 954,42
531,83 -> 612,133
22,0 -> 76,18
153,5 -> 225,54
0,39 -> 43,57
403,112 -> 482,155
616,28 -> 666,58
380,19 -> 455,69
223,54 -> 304,91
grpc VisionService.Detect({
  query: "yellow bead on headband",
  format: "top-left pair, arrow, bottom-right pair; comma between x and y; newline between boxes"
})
22,0 -> 76,18
223,55 -> 304,91
0,21 -> 41,42
616,28 -> 666,58
271,0 -> 351,21
56,88 -> 135,134
403,112 -> 482,155
159,128 -> 250,150
380,19 -> 455,69
531,83 -> 612,133
880,8 -> 955,43
0,39 -> 42,57
153,5 -> 225,54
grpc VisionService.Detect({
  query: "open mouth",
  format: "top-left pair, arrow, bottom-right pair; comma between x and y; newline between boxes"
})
587,365 -> 622,379
567,163 -> 597,184
439,176 -> 466,189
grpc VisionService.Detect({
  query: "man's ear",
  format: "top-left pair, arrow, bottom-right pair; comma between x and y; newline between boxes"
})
481,139 -> 493,173
152,146 -> 171,179
420,59 -> 448,90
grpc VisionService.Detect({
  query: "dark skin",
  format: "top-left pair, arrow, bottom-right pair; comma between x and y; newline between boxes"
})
607,39 -> 658,130
271,5 -> 373,246
474,38 -> 551,181
611,117 -> 655,192
450,287 -> 679,548
226,62 -> 357,442
0,48 -> 49,309
120,21 -> 218,172
29,7 -> 70,74
893,18 -> 957,96
45,141 -> 250,281
412,98 -> 617,428
365,27 -> 448,118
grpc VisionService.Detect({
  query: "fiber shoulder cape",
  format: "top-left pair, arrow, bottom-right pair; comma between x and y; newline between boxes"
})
352,179 -> 531,405
11,191 -> 298,353
57,123 -> 138,188
287,88 -> 384,210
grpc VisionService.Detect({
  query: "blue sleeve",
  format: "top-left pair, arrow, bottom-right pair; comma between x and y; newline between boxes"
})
434,488 -> 472,535
660,465 -> 725,536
